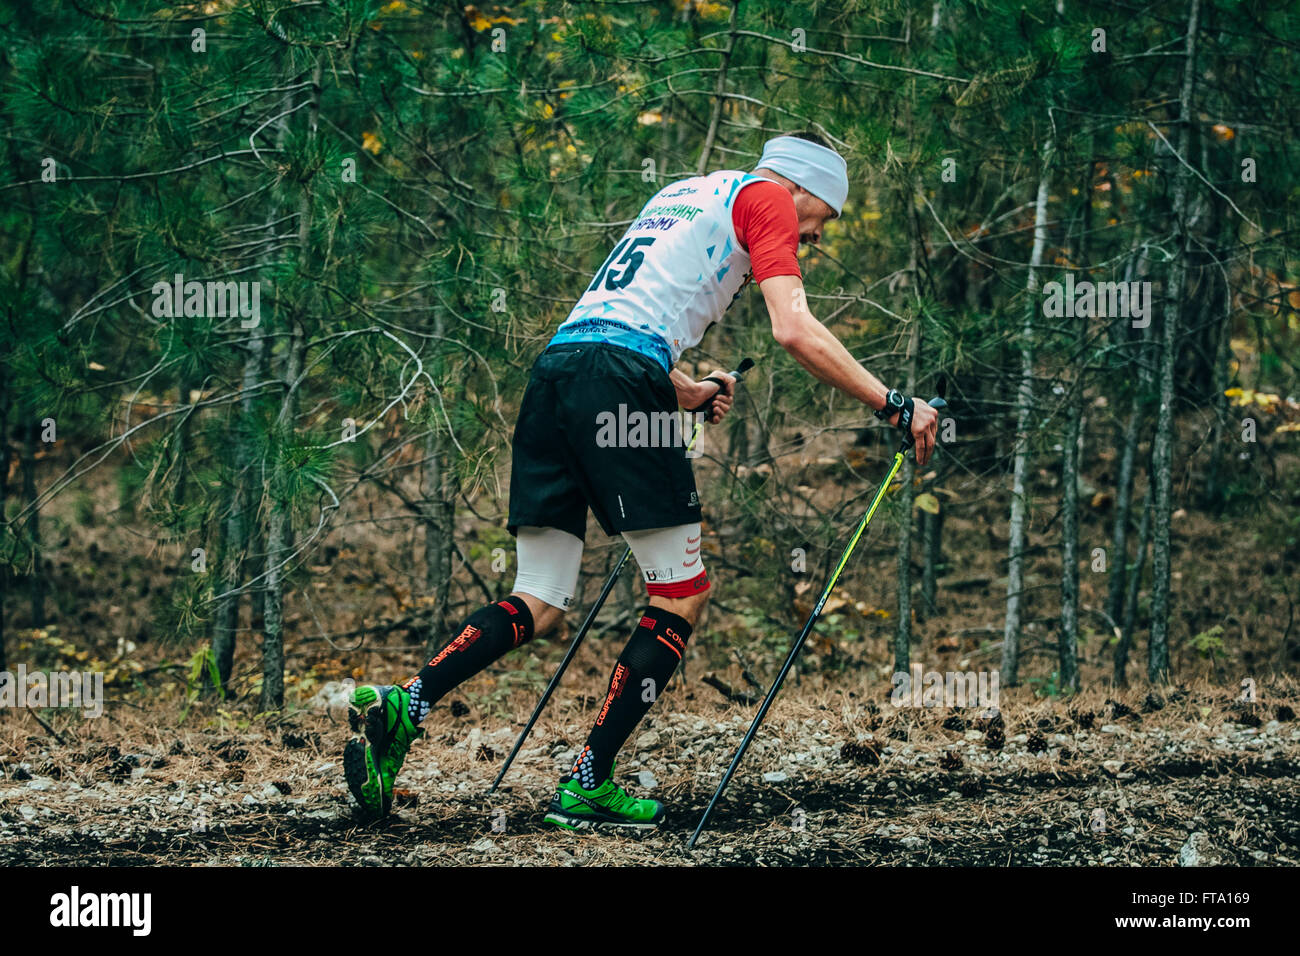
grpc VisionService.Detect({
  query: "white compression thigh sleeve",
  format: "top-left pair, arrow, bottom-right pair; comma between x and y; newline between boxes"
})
622,522 -> 709,597
512,526 -> 584,611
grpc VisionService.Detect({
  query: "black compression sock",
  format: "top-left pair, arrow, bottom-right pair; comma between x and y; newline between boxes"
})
402,597 -> 535,722
566,607 -> 691,789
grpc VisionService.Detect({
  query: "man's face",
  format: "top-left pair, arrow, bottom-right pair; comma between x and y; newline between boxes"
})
792,187 -> 839,245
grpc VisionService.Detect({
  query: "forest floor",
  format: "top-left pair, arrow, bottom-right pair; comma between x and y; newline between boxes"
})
3,678 -> 1298,866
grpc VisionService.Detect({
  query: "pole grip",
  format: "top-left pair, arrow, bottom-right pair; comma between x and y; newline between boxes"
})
900,396 -> 948,452
688,357 -> 755,416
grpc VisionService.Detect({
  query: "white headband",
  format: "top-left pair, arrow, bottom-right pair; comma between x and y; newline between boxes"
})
754,135 -> 849,216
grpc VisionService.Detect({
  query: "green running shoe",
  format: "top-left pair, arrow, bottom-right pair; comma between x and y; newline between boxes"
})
543,764 -> 664,831
343,684 -> 423,820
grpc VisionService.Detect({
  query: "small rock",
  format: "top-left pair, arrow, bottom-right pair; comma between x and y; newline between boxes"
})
1178,832 -> 1223,867
18,804 -> 37,821
636,770 -> 658,789
636,730 -> 661,750
470,837 -> 497,853
762,771 -> 788,783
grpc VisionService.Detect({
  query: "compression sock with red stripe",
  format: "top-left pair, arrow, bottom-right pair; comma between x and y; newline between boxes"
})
566,607 -> 691,789
402,597 -> 534,724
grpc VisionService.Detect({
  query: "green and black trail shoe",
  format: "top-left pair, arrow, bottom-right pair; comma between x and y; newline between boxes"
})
343,684 -> 423,821
543,767 -> 664,831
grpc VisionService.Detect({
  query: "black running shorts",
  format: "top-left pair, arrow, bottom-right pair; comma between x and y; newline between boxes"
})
507,342 -> 703,540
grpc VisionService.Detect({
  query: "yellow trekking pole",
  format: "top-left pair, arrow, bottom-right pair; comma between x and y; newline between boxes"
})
687,390 -> 949,849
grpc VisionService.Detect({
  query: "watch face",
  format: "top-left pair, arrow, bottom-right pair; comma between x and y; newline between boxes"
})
889,391 -> 904,410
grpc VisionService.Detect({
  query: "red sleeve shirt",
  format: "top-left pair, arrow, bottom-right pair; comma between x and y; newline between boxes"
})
731,180 -> 802,283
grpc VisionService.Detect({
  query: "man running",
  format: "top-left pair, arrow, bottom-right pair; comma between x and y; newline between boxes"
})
344,131 -> 939,829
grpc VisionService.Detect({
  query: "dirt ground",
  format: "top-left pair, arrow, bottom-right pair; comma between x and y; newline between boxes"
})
3,677 -> 1297,866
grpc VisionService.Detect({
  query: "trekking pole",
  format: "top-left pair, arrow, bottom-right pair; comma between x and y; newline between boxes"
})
488,357 -> 755,795
687,390 -> 949,849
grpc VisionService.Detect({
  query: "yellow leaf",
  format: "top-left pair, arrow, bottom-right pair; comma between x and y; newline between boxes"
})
914,492 -> 940,515
1276,422 -> 1300,433
361,131 -> 382,155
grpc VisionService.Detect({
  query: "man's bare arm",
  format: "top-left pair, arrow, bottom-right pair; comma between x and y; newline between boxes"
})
760,273 -> 938,464
759,274 -> 889,410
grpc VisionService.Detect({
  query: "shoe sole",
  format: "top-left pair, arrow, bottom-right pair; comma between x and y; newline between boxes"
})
343,738 -> 380,818
344,687 -> 396,820
543,809 -> 661,832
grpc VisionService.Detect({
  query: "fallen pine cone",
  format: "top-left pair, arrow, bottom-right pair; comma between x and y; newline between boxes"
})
840,741 -> 881,766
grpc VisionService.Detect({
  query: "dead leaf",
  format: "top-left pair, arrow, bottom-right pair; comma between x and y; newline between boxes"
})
914,493 -> 940,515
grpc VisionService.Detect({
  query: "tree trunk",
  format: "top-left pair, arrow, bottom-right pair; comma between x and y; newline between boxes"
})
260,58 -> 323,713
894,174 -> 926,674
1116,486 -> 1153,685
423,310 -> 456,657
22,414 -> 43,628
1150,0 -> 1202,684
1002,136 -> 1053,687
921,490 -> 943,618
893,330 -> 919,674
211,71 -> 295,691
1200,259 -> 1231,512
1058,155 -> 1094,694
694,0 -> 740,175
1105,243 -> 1150,628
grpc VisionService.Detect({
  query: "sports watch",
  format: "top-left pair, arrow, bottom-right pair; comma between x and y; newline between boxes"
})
874,388 -> 914,432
